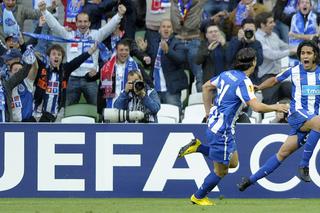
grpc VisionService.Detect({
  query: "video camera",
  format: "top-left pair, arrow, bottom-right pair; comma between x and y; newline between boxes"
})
103,108 -> 145,123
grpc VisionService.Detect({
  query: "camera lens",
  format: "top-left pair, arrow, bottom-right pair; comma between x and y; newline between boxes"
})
244,30 -> 254,39
134,80 -> 145,91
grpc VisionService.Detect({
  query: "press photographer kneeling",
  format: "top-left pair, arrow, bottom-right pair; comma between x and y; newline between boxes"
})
110,71 -> 160,123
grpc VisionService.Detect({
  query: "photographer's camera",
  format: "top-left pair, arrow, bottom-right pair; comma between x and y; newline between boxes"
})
133,80 -> 145,91
244,29 -> 254,40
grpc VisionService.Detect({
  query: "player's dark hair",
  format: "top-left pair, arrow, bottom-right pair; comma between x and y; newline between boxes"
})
297,40 -> 320,64
233,48 -> 256,71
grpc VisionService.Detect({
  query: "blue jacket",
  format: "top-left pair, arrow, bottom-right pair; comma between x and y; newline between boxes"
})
114,86 -> 161,123
150,36 -> 188,94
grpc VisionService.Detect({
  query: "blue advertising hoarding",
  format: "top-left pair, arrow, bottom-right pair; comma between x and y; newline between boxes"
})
0,123 -> 319,198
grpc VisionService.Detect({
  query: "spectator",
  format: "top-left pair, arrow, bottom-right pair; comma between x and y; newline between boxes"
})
10,60 -> 38,122
149,19 -> 188,112
39,1 -> 126,106
288,0 -> 318,47
114,70 -> 160,123
97,39 -> 141,115
32,43 -> 98,122
0,0 -> 57,42
171,0 -> 206,92
196,23 -> 226,84
226,18 -> 263,84
142,0 -> 170,59
0,49 -> 35,122
226,0 -> 267,40
272,0 -> 297,43
255,12 -> 295,104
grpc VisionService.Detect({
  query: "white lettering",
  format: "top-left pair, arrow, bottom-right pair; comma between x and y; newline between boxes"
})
251,134 -> 300,191
95,132 -> 142,191
37,133 -> 85,191
143,133 -> 217,191
0,132 -> 24,191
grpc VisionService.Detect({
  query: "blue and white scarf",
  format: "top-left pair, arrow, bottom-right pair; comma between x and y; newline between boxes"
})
284,0 -> 298,15
66,0 -> 83,23
289,11 -> 318,46
153,43 -> 163,92
0,81 -> 6,122
2,4 -> 20,37
235,2 -> 247,26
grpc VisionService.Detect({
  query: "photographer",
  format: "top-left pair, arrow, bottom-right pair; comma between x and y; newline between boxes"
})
226,18 -> 263,84
113,70 -> 160,123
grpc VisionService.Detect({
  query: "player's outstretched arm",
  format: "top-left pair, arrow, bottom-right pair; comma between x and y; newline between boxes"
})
256,76 -> 278,90
247,98 -> 288,113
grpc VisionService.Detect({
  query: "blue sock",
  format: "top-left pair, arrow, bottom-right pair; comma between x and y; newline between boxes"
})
194,171 -> 221,199
249,154 -> 281,183
299,130 -> 320,167
196,144 -> 209,156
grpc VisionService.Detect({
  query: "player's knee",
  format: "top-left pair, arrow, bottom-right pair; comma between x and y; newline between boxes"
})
277,150 -> 290,161
229,160 -> 238,168
312,116 -> 320,131
214,168 -> 228,177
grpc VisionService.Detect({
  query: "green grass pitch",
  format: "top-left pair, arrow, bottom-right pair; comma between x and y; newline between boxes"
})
0,198 -> 319,213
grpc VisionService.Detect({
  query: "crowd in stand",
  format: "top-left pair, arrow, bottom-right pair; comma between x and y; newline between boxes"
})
0,0 -> 318,123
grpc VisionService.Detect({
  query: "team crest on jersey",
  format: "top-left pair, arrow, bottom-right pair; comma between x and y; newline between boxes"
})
46,81 -> 59,94
18,84 -> 25,93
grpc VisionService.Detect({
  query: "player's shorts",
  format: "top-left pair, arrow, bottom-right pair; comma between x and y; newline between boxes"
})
287,109 -> 316,136
206,129 -> 237,165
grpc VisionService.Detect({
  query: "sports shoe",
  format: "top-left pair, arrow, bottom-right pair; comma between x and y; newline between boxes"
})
190,194 -> 215,206
237,176 -> 251,191
178,139 -> 201,158
298,167 -> 311,182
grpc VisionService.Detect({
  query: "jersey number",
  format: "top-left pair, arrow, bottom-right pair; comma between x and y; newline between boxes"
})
217,79 -> 230,105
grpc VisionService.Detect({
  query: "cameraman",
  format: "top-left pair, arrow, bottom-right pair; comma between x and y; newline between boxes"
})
114,70 -> 161,123
226,18 -> 263,84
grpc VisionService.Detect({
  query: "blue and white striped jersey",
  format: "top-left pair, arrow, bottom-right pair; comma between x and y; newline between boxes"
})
208,70 -> 256,135
276,64 -> 320,115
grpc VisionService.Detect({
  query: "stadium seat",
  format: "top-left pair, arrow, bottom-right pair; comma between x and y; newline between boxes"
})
64,104 -> 99,122
157,116 -> 177,124
188,92 -> 203,106
251,111 -> 262,123
61,116 -> 95,123
182,104 -> 205,123
157,104 -> 180,123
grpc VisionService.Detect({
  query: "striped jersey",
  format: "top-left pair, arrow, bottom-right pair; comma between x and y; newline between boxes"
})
11,79 -> 34,121
208,70 -> 256,135
276,64 -> 320,115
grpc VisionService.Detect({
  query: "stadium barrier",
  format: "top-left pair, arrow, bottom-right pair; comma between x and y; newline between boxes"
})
0,123 -> 319,198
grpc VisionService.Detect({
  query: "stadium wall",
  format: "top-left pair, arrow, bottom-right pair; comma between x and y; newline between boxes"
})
0,123 -> 319,198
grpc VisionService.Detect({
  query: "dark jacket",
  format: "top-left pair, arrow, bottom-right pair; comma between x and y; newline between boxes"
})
2,64 -> 32,121
273,0 -> 295,26
195,40 -> 226,83
83,0 -> 117,30
150,36 -> 188,94
226,37 -> 263,84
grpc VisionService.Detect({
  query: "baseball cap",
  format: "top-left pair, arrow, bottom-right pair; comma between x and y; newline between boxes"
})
5,33 -> 19,43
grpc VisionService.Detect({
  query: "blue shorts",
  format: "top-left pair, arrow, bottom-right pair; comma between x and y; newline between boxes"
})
206,129 -> 237,165
287,109 -> 316,136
